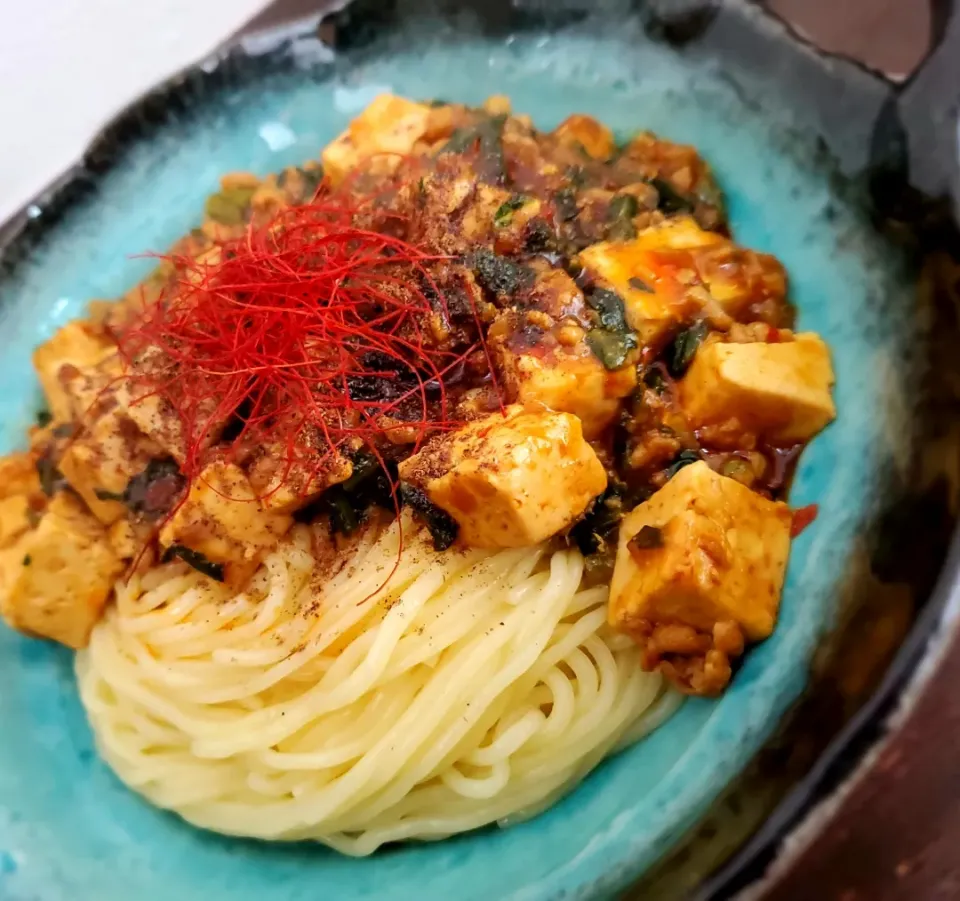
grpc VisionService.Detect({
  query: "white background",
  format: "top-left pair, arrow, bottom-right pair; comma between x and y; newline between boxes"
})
0,0 -> 270,223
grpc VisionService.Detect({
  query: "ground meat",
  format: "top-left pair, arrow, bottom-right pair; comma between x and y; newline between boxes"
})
627,428 -> 684,471
635,619 -> 746,696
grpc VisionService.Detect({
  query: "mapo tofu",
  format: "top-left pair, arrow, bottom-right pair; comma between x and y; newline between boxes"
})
0,95 -> 833,698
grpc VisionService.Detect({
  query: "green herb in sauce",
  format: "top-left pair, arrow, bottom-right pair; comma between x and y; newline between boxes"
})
570,486 -> 625,556
666,321 -> 708,377
586,328 -> 637,370
93,488 -> 125,503
720,457 -> 755,486
607,194 -> 639,241
554,186 -> 579,222
493,194 -> 528,228
441,114 -> 508,183
663,449 -> 701,481
36,453 -> 66,497
163,545 -> 225,582
323,490 -> 363,536
401,484 -> 459,551
587,287 -> 631,334
628,276 -> 653,293
642,366 -> 668,394
470,249 -> 534,298
565,165 -> 588,189
205,186 -> 257,226
523,218 -> 556,252
650,177 -> 695,214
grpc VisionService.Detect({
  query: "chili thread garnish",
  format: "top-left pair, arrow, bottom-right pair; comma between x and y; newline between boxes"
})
115,178 -> 500,504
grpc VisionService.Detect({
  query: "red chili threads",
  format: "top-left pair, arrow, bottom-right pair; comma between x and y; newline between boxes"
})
115,183 -> 501,505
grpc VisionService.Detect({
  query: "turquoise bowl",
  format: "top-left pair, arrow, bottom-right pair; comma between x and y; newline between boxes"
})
0,2 -> 955,898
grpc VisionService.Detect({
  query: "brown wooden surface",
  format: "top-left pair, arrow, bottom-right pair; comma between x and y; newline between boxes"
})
762,631 -> 960,900
768,0 -> 930,77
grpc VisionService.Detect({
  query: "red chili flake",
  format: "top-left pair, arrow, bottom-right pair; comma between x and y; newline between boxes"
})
790,503 -> 819,537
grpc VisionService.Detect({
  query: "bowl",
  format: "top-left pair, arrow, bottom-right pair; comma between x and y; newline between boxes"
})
1,2 -> 958,898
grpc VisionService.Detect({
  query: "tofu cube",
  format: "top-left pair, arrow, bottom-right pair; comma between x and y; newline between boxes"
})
116,389 -> 186,461
58,408 -> 163,525
0,452 -> 42,499
630,217 -> 724,252
552,114 -> 615,160
609,461 -> 792,643
32,322 -> 116,422
112,375 -> 193,464
399,405 -> 607,548
679,333 -> 836,443
322,95 -> 431,184
580,222 -> 715,347
0,453 -> 45,549
0,493 -> 123,648
107,518 -> 140,560
159,462 -> 292,574
57,353 -> 126,424
0,496 -> 33,549
246,446 -> 354,514
495,342 -> 636,439
629,218 -> 786,313
580,217 -> 787,347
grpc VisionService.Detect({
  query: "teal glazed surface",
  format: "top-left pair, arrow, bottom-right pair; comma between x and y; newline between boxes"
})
0,16 -> 915,901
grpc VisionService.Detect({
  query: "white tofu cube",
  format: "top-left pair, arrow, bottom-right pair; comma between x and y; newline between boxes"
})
0,493 -> 123,648
552,114 -> 615,160
399,405 -> 607,547
580,217 -> 787,347
630,216 -> 724,252
580,220 -> 716,347
0,452 -> 41,499
495,342 -> 636,439
609,461 -> 792,643
679,333 -> 836,443
0,452 -> 44,550
0,496 -> 32,549
58,408 -> 164,525
32,322 -> 116,422
246,445 -> 354,514
322,95 -> 431,184
159,462 -> 292,575
113,382 -> 189,464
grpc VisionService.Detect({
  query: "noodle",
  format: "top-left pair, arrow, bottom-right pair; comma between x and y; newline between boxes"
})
77,515 -> 677,855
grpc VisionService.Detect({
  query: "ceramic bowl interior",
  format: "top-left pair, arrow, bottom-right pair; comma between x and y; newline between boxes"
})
0,3 -> 935,899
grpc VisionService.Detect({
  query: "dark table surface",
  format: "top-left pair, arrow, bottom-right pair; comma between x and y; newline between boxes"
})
233,2 -> 957,898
